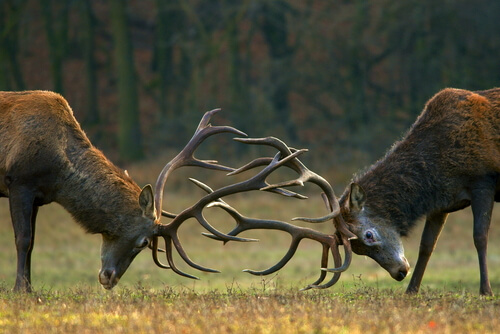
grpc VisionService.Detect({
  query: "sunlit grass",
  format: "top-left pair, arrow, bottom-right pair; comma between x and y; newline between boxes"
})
1,284 -> 499,333
1,184 -> 500,333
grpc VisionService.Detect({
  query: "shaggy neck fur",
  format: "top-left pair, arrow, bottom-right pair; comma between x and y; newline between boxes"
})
56,133 -> 141,236
350,139 -> 442,236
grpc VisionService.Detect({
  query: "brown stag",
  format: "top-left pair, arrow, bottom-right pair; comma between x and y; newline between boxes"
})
334,88 -> 500,295
0,90 -> 354,292
1,91 -> 159,291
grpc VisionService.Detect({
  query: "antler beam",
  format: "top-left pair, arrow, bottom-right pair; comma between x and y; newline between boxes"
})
151,110 -> 355,289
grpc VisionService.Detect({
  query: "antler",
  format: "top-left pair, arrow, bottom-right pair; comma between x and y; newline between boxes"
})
151,109 -> 254,278
200,137 -> 356,289
152,109 -> 356,289
153,108 -> 245,219
203,201 -> 344,290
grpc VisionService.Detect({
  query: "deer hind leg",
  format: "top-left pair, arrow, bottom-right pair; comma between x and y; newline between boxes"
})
471,183 -> 496,296
8,186 -> 38,292
406,212 -> 448,294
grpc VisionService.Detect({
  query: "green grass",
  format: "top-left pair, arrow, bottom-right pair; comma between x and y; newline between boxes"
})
1,188 -> 500,333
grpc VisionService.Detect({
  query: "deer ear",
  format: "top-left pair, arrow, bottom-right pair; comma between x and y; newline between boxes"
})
349,183 -> 366,212
139,184 -> 156,220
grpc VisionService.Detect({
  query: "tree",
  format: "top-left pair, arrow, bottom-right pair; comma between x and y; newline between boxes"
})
0,0 -> 26,90
40,0 -> 69,94
80,0 -> 100,128
110,0 -> 143,161
257,1 -> 296,141
152,0 -> 183,121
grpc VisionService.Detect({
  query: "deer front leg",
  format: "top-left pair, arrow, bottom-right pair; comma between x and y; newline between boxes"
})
406,212 -> 448,294
9,186 -> 38,292
471,186 -> 495,296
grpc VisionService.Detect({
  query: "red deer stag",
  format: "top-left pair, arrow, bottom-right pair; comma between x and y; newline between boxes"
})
0,90 -> 354,292
334,88 -> 500,296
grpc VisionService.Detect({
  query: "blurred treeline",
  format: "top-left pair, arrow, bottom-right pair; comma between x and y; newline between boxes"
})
1,0 -> 500,170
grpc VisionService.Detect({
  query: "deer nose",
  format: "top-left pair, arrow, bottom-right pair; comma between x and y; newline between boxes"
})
98,268 -> 119,290
395,269 -> 407,281
389,256 -> 410,281
395,256 -> 410,281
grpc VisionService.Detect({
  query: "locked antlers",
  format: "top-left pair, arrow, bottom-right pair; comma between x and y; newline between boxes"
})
151,109 -> 356,289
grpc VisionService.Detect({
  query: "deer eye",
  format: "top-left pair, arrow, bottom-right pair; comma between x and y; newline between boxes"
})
365,230 -> 375,242
136,238 -> 150,249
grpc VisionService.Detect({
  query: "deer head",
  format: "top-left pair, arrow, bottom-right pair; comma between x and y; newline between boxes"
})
339,183 -> 410,282
97,186 -> 157,289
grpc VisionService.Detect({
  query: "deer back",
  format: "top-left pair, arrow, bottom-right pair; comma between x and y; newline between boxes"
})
0,90 -> 143,232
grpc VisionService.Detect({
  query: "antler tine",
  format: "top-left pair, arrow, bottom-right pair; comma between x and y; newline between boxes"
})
242,238 -> 301,275
299,245 -> 329,291
151,236 -> 170,268
153,231 -> 222,280
191,176 -> 305,206
227,157 -> 274,176
232,136 -> 350,230
162,235 -> 200,279
230,137 -> 302,175
205,201 -> 346,288
234,136 -> 295,157
228,156 -> 307,199
230,137 -> 334,202
187,177 -> 259,243
161,210 -> 177,219
290,171 -> 357,241
153,109 -> 247,221
154,220 -> 249,280
301,241 -> 343,290
321,230 -> 353,273
170,234 -> 221,273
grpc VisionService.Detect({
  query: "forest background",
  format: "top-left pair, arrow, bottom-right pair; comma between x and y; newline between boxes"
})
2,0 -> 500,182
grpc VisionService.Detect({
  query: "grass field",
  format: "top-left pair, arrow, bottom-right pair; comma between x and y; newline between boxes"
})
1,183 -> 500,333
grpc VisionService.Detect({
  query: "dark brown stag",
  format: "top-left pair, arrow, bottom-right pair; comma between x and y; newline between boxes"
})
336,88 -> 500,295
0,90 -> 354,292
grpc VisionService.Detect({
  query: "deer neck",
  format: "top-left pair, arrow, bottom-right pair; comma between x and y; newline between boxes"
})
56,145 -> 141,234
355,146 -> 441,235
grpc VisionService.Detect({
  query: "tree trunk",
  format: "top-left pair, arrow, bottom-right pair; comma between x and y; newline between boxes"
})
40,0 -> 68,94
259,1 -> 296,141
80,0 -> 100,127
110,0 -> 143,161
227,14 -> 250,134
153,0 -> 180,121
0,0 -> 27,90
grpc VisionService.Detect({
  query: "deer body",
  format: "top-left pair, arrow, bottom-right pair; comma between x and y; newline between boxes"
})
340,88 -> 500,295
0,91 -> 361,292
0,91 -> 156,291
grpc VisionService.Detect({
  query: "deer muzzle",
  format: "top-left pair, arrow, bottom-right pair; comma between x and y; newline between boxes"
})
98,268 -> 119,290
388,255 -> 410,281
